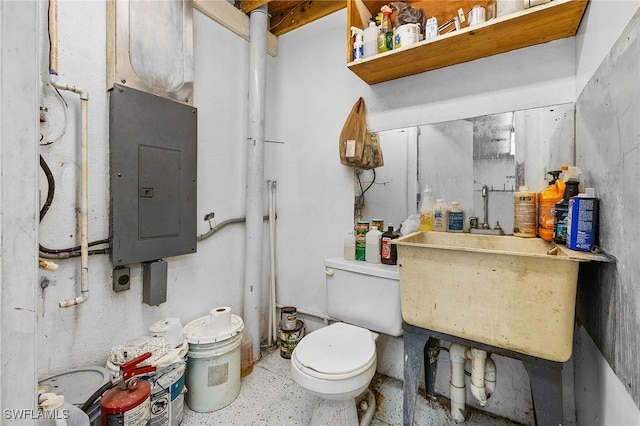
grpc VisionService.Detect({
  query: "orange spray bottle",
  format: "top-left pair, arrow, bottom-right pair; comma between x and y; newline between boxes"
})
538,170 -> 564,241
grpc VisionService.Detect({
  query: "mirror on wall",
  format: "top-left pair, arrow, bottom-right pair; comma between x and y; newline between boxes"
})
355,103 -> 575,234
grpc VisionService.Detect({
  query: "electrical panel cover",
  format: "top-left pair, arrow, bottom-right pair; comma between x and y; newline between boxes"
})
109,84 -> 197,266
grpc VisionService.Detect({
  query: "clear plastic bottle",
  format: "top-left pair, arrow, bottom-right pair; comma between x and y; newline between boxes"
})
344,230 -> 356,260
433,199 -> 448,232
363,19 -> 379,57
365,226 -> 382,264
447,201 -> 464,232
419,186 -> 434,231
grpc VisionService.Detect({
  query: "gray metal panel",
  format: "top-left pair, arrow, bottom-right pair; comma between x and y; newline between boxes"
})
109,84 -> 197,266
143,261 -> 168,306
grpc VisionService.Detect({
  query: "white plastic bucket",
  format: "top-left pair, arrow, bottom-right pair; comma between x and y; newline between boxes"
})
183,307 -> 244,413
185,332 -> 242,412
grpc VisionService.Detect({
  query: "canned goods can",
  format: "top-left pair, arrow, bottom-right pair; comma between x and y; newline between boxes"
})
372,219 -> 384,232
281,306 -> 297,331
279,320 -> 305,359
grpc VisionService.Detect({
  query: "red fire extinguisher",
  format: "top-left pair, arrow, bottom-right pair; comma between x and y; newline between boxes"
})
101,352 -> 156,426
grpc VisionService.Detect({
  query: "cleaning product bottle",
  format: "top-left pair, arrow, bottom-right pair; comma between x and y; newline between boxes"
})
567,188 -> 599,252
350,26 -> 364,61
363,19 -> 379,57
365,225 -> 382,263
513,186 -> 537,237
553,166 -> 581,245
381,224 -> 398,265
355,221 -> 369,261
538,170 -> 564,241
344,230 -> 356,260
378,6 -> 393,53
447,201 -> 464,232
419,186 -> 434,231
433,199 -> 448,232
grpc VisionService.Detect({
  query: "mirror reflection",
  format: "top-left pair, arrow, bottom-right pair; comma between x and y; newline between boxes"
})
355,103 -> 575,235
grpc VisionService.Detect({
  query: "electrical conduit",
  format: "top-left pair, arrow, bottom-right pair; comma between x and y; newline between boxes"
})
49,0 -> 90,308
243,5 -> 268,360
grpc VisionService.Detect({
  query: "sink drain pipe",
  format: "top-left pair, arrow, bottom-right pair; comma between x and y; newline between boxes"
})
449,344 -> 496,422
243,4 -> 268,360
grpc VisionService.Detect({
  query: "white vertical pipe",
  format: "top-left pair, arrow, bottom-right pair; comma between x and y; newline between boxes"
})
243,4 -> 268,359
449,343 -> 468,423
267,181 -> 273,347
49,0 -> 89,308
269,181 -> 277,346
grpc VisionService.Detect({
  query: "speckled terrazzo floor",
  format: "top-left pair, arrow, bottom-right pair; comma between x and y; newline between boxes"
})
182,346 -> 520,426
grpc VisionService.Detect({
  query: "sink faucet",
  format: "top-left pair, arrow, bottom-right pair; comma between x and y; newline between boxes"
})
481,185 -> 490,229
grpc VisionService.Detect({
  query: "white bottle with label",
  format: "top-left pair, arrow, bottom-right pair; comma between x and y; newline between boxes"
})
365,226 -> 382,264
344,230 -> 356,260
433,199 -> 449,232
447,201 -> 464,232
363,20 -> 378,57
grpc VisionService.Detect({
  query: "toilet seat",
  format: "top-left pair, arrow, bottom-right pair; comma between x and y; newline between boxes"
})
292,322 -> 376,380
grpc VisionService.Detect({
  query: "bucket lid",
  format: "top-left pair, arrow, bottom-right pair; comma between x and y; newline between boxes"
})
294,322 -> 375,375
184,307 -> 244,344
38,367 -> 111,406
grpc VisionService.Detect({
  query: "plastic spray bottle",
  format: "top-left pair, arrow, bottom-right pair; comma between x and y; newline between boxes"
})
538,170 -> 564,241
363,19 -> 379,57
419,186 -> 434,231
553,166 -> 582,245
350,26 -> 364,61
378,6 -> 393,53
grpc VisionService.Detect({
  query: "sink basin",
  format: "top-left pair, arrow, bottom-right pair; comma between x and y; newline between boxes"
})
394,231 -> 582,362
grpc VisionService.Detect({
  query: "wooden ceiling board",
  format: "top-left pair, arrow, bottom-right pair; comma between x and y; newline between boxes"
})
239,0 -> 346,36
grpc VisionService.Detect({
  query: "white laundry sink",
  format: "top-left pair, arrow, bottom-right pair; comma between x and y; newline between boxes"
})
394,231 -> 582,362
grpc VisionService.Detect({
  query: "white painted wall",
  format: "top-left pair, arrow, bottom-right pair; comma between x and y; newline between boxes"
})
1,0 -> 40,418
36,1 -> 252,376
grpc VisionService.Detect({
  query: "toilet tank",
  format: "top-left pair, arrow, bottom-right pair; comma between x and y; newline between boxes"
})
324,257 -> 402,337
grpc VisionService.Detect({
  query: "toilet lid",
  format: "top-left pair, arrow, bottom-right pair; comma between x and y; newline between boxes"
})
294,323 -> 375,375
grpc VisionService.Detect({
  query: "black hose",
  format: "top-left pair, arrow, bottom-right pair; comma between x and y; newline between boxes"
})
39,155 -> 55,222
80,379 -> 117,413
39,238 -> 110,254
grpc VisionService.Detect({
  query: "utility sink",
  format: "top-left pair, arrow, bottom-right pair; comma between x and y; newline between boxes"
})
394,231 -> 582,362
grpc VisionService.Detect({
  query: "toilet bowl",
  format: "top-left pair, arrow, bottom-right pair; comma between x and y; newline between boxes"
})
291,322 -> 377,425
290,258 -> 402,426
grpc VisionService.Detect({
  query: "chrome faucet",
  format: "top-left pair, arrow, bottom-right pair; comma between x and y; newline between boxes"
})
481,185 -> 490,229
470,185 -> 505,235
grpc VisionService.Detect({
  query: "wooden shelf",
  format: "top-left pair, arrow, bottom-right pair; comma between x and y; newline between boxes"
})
347,0 -> 588,85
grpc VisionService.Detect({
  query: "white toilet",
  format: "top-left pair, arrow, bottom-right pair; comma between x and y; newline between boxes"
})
290,257 -> 402,426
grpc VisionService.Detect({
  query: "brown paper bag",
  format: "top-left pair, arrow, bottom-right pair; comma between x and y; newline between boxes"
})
339,97 -> 383,170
